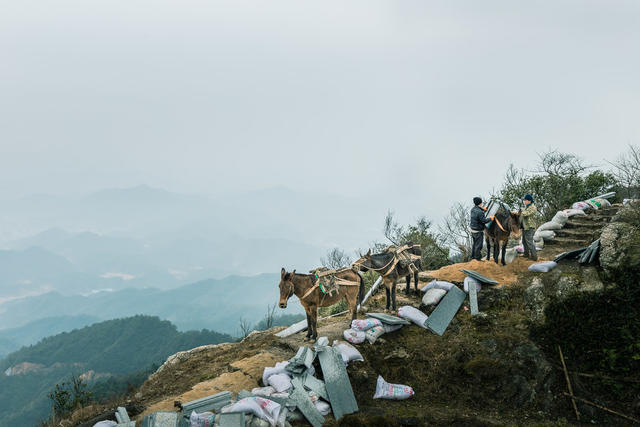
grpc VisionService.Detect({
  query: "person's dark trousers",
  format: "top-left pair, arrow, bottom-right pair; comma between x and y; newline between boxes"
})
471,231 -> 484,260
522,229 -> 538,260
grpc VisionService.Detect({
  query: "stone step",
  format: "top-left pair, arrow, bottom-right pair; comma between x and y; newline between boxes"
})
544,236 -> 592,247
564,220 -> 602,230
554,228 -> 600,239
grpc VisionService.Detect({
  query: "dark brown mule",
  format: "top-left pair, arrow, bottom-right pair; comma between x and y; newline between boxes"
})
485,210 -> 522,265
352,249 -> 412,312
278,268 -> 364,342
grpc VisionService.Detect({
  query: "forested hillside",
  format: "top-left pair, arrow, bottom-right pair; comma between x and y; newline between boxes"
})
0,316 -> 233,427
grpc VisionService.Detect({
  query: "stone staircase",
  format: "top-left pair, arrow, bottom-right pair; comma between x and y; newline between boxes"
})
541,205 -> 621,258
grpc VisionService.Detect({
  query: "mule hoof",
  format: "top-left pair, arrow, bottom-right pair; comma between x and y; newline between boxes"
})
309,339 -> 316,344
303,337 -> 310,342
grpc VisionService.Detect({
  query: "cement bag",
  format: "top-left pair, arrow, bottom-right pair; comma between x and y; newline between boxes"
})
271,392 -> 290,399
221,397 -> 281,427
343,328 -> 366,344
538,221 -> 562,232
572,201 -> 590,210
535,239 -> 544,250
333,340 -> 364,365
528,261 -> 557,273
463,276 -> 481,293
351,318 -> 382,331
552,211 -> 569,226
533,234 -> 543,243
422,288 -> 447,306
563,208 -> 586,217
365,326 -> 386,344
190,411 -> 215,427
262,361 -> 290,386
314,400 -> 331,416
421,280 -> 454,292
373,375 -> 414,400
534,230 -> 556,241
251,386 -> 276,397
267,373 -> 292,393
383,323 -> 403,333
504,247 -> 517,264
93,422 -> 117,427
397,305 -> 428,328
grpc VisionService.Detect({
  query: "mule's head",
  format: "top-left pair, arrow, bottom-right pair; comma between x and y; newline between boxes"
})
510,211 -> 522,238
352,249 -> 372,272
278,268 -> 296,309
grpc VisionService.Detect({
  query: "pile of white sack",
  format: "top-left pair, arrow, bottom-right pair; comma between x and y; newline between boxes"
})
343,317 -> 404,345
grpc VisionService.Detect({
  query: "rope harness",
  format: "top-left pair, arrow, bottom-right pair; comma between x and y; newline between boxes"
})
352,244 -> 422,277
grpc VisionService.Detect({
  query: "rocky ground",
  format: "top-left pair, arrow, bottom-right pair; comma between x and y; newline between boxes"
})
70,203 -> 640,427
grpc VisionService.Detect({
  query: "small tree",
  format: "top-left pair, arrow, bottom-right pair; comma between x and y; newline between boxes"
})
320,248 -> 352,269
237,317 -> 253,339
48,375 -> 93,421
438,202 -> 474,262
608,144 -> 640,198
262,303 -> 277,330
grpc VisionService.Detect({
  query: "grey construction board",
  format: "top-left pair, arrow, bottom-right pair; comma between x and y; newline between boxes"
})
303,373 -> 329,401
365,312 -> 410,325
141,411 -> 178,427
286,346 -> 316,375
275,319 -> 308,337
236,390 -> 293,410
424,285 -> 466,336
218,412 -> 245,427
589,241 -> 600,263
117,423 -> 136,427
290,377 -> 325,427
181,390 -> 232,413
468,278 -> 479,316
316,346 -> 358,419
460,269 -> 499,285
117,407 -> 131,423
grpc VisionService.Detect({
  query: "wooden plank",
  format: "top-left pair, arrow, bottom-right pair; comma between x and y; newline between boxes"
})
424,286 -> 466,336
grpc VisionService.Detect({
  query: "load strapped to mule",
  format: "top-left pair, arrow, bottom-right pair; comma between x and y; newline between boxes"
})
384,244 -> 422,275
308,267 -> 360,297
483,199 -> 511,230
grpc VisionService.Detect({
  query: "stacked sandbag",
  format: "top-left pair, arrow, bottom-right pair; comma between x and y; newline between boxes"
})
421,280 -> 453,306
534,210 -> 570,244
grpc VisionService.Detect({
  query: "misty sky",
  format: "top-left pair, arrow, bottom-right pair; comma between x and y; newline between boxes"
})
1,1 -> 639,224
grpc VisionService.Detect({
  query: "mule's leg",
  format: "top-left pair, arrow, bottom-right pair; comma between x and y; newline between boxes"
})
391,280 -> 397,311
385,282 -> 391,310
405,274 -> 411,295
347,292 -> 358,322
309,305 -> 318,342
485,236 -> 491,261
501,240 -> 507,266
493,239 -> 499,263
414,271 -> 420,294
303,305 -> 312,340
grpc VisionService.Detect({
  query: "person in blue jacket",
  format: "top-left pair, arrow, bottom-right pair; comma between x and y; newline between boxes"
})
470,197 -> 494,261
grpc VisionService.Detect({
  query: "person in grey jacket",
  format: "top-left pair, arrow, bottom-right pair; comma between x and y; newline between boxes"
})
470,197 -> 494,261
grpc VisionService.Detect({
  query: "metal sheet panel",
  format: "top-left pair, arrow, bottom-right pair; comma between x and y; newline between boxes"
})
141,411 -> 178,427
218,412 -> 245,427
302,374 -> 329,401
554,247 -> 587,263
365,312 -> 410,325
316,346 -> 358,419
459,269 -> 499,285
290,377 -> 325,427
469,278 -> 479,316
424,285 -> 466,336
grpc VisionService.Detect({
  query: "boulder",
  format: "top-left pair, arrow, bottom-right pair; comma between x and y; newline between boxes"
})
600,221 -> 640,281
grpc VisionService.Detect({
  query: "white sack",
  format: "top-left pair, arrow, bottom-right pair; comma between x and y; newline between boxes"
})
422,288 -> 447,306
528,261 -> 558,273
251,386 -> 276,397
350,318 -> 382,331
463,276 -> 482,293
563,208 -> 586,217
267,373 -> 292,393
343,328 -> 366,345
571,201 -> 590,210
262,361 -> 290,386
552,211 -> 569,226
538,221 -> 563,232
93,422 -> 117,427
534,230 -> 556,241
383,324 -> 403,333
397,305 -> 428,328
190,411 -> 215,427
365,326 -> 386,344
221,397 -> 282,427
314,400 -> 331,416
421,280 -> 454,292
333,340 -> 364,365
504,247 -> 517,264
373,375 -> 414,400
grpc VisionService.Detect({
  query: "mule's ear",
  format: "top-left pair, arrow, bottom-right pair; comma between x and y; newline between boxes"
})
292,269 -> 296,276
366,249 -> 371,257
281,268 -> 286,278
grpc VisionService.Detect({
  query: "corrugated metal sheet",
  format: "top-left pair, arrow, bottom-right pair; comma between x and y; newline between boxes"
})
290,377 -> 325,427
459,269 -> 499,285
316,346 -> 358,419
365,312 -> 410,325
424,285 -> 466,336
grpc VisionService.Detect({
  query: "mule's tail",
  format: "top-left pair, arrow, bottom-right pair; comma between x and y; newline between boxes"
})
357,272 -> 365,306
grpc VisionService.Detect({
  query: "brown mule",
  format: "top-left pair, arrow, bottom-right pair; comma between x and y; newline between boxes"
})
278,268 -> 364,342
352,249 -> 408,312
485,210 -> 522,265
